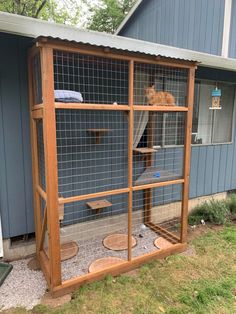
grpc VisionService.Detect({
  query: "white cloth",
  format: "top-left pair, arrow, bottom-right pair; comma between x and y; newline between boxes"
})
54,90 -> 83,102
133,111 -> 149,148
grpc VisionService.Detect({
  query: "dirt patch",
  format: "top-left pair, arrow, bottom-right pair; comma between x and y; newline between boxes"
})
41,292 -> 71,308
187,224 -> 224,241
180,245 -> 196,257
124,269 -> 140,277
27,257 -> 41,271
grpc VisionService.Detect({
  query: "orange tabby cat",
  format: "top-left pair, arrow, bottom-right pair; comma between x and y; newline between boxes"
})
144,85 -> 175,106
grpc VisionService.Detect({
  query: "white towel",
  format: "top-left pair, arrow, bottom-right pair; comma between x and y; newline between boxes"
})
54,90 -> 83,102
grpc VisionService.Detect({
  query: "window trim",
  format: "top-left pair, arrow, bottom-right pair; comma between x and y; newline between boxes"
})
191,79 -> 236,146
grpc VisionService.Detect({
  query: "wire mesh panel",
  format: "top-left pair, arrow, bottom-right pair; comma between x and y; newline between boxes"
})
36,119 -> 46,191
56,109 -> 128,198
32,53 -> 42,105
132,184 -> 182,258
59,193 -> 128,280
133,111 -> 185,186
134,62 -> 188,106
53,50 -> 129,105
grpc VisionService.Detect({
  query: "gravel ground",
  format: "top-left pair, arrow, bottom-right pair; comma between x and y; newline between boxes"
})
61,227 -> 159,281
0,226 -> 161,311
0,259 -> 47,311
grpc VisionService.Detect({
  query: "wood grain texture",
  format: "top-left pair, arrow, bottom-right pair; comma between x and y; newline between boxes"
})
40,46 -> 61,288
181,67 -> 195,243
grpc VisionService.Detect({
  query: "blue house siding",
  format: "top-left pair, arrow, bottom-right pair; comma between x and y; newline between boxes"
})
0,33 -> 34,238
120,0 -> 225,56
229,0 -> 236,58
189,67 -> 236,198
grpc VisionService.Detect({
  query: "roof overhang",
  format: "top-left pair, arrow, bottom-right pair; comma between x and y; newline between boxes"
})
1,12 -> 236,72
115,0 -> 143,34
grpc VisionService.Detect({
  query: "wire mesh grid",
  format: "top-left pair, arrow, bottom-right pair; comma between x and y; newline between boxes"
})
134,62 -> 188,106
32,53 -> 42,105
132,184 -> 182,257
53,50 -> 129,105
36,119 -> 46,191
56,109 -> 128,198
133,111 -> 185,186
59,193 -> 128,280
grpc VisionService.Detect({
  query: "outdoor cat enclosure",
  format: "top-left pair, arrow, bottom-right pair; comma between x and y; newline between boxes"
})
28,38 -> 196,296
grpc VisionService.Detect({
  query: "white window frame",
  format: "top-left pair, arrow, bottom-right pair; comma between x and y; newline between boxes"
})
192,79 -> 235,146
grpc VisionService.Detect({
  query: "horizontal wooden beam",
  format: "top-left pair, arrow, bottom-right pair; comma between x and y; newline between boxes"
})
33,104 -> 44,109
59,188 -> 130,204
146,222 -> 180,243
52,243 -> 187,297
132,179 -> 184,191
36,39 -> 197,69
32,108 -> 43,119
133,105 -> 188,112
55,103 -> 130,111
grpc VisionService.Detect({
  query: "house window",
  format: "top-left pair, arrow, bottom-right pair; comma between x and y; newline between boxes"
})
192,80 -> 235,145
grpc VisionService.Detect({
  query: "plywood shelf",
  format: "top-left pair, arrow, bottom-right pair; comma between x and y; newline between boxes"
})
134,167 -> 182,186
133,147 -> 156,154
133,105 -> 188,112
55,103 -> 130,111
87,129 -> 111,144
86,199 -> 112,213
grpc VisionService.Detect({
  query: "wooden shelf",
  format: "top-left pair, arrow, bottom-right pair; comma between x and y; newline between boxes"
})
133,147 -> 156,154
87,129 -> 111,144
86,199 -> 112,213
133,105 -> 188,112
134,168 -> 182,186
55,103 -> 130,111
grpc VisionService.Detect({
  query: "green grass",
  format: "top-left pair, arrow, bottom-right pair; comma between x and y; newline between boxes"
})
3,225 -> 236,314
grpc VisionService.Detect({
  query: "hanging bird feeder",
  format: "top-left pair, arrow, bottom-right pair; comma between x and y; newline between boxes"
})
210,86 -> 222,110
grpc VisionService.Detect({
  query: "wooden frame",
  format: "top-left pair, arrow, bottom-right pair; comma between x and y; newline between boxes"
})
28,38 -> 196,296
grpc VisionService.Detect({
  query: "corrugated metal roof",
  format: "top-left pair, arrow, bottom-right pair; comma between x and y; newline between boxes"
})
1,12 -> 236,72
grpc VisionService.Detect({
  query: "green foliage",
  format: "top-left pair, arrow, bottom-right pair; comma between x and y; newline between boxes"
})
226,193 -> 236,217
86,0 -> 136,33
0,0 -> 81,25
188,199 -> 231,225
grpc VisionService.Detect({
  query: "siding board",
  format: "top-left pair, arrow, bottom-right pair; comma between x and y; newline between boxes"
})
0,34 -> 33,238
204,146 -> 214,195
120,0 -> 225,55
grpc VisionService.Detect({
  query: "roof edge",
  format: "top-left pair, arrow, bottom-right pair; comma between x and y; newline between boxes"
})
115,0 -> 143,34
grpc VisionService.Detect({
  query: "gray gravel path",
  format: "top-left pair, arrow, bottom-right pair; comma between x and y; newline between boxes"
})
0,227 -> 161,311
61,227 -> 159,281
0,259 -> 47,311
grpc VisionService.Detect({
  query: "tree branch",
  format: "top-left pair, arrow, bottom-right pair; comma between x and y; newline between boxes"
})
35,0 -> 47,18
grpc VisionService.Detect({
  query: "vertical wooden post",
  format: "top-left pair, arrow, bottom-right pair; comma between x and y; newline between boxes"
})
143,70 -> 155,224
128,60 -> 134,261
181,67 -> 195,243
40,46 -> 62,288
28,53 -> 42,259
144,113 -> 154,224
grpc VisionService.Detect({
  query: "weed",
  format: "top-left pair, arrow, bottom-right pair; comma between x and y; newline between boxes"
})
188,199 -> 230,225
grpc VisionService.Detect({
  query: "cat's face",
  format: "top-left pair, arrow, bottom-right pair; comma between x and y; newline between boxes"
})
144,85 -> 155,97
